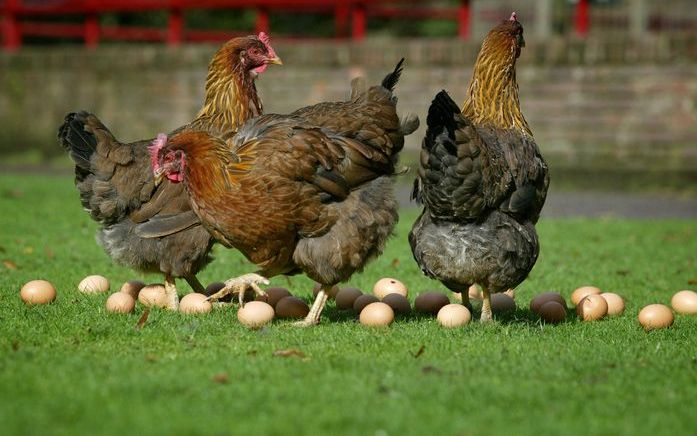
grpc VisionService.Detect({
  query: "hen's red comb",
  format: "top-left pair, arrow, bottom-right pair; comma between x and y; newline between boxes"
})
258,32 -> 276,58
148,133 -> 167,171
510,12 -> 517,21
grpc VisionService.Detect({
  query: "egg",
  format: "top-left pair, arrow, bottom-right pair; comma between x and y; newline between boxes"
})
313,283 -> 339,299
137,284 -> 169,308
538,301 -> 566,323
671,290 -> 697,315
206,281 -> 226,295
179,293 -> 212,314
600,292 -> 625,316
372,278 -> 408,299
237,301 -> 275,329
437,304 -> 471,328
205,281 -> 239,303
576,294 -> 608,321
257,287 -> 292,308
353,294 -> 380,313
381,293 -> 411,315
78,275 -> 110,294
105,292 -> 135,314
275,296 -> 310,319
119,280 -> 145,299
491,293 -> 516,314
530,292 -> 566,314
571,285 -> 601,306
414,292 -> 450,315
638,304 -> 674,331
20,279 -> 56,305
468,285 -> 482,300
335,287 -> 363,310
359,302 -> 394,327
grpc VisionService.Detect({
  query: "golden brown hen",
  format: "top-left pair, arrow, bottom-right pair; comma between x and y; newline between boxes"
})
57,33 -> 281,309
150,61 -> 418,325
410,13 -> 549,322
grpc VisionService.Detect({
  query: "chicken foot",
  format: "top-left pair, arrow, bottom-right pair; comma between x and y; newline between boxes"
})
206,273 -> 269,306
480,285 -> 493,323
164,274 -> 180,310
293,285 -> 330,327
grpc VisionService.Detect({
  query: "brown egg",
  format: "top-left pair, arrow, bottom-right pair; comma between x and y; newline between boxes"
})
530,292 -> 566,314
257,287 -> 292,308
137,284 -> 169,308
638,304 -> 674,330
538,301 -> 566,323
414,292 -> 450,315
237,301 -> 275,329
359,302 -> 394,327
353,294 -> 380,313
571,285 -> 601,306
491,293 -> 516,314
179,293 -> 212,314
576,294 -> 608,321
382,293 -> 411,315
671,290 -> 697,315
335,287 -> 363,310
437,304 -> 471,328
119,280 -> 145,299
206,281 -> 226,295
20,280 -> 56,305
313,283 -> 339,299
601,292 -> 625,316
372,278 -> 408,299
106,292 -> 135,314
275,296 -> 310,319
78,275 -> 110,294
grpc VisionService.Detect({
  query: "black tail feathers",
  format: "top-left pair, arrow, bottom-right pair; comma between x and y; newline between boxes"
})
58,111 -> 97,170
381,58 -> 405,92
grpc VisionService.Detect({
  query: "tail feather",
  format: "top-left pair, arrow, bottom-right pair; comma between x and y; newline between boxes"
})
425,90 -> 461,150
381,58 -> 405,92
58,111 -> 98,170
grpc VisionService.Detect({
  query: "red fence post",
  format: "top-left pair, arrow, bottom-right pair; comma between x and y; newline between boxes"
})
84,0 -> 99,48
255,7 -> 269,34
575,0 -> 589,37
457,0 -> 470,39
335,3 -> 350,38
351,2 -> 366,40
168,8 -> 183,45
1,0 -> 22,52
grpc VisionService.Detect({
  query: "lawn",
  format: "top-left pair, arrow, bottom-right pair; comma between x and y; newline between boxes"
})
0,173 -> 695,436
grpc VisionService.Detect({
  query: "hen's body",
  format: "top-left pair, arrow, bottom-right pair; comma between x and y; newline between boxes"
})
58,35 -> 279,306
157,61 -> 418,324
409,15 -> 549,321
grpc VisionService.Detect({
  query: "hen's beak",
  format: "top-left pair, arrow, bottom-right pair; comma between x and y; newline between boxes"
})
266,56 -> 283,65
153,168 -> 165,186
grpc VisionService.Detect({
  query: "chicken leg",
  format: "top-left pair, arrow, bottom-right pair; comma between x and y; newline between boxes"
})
164,274 -> 179,310
480,285 -> 493,322
206,273 -> 269,305
293,285 -> 330,327
185,274 -> 206,294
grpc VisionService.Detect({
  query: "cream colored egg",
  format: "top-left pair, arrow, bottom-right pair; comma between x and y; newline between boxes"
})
78,275 -> 110,294
571,285 -> 601,306
671,290 -> 697,315
576,294 -> 608,321
638,304 -> 674,331
601,292 -> 625,316
179,293 -> 212,314
119,280 -> 145,299
468,285 -> 482,300
372,278 -> 408,299
359,302 -> 394,327
237,301 -> 275,329
106,292 -> 135,314
20,280 -> 56,305
437,304 -> 471,328
137,284 -> 169,308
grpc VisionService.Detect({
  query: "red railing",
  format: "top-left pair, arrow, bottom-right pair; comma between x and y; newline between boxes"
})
0,0 -> 473,51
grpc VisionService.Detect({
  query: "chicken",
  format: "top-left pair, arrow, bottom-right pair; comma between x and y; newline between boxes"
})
150,60 -> 418,325
57,33 -> 282,309
409,13 -> 549,322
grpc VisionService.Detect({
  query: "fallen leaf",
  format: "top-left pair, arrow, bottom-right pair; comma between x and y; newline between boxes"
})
390,258 -> 400,268
273,348 -> 306,358
135,309 -> 150,329
688,278 -> 697,285
2,260 -> 17,270
411,344 -> 425,358
212,373 -> 229,384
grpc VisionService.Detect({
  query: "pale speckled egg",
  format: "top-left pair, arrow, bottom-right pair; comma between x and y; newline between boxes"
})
119,280 -> 145,299
468,285 -> 482,300
638,304 -> 674,331
179,293 -> 212,314
137,284 -> 169,308
576,294 -> 608,321
359,302 -> 394,327
78,275 -> 110,294
372,278 -> 408,299
20,280 -> 56,305
437,304 -> 471,328
106,292 -> 135,314
237,301 -> 275,329
571,286 -> 601,306
671,290 -> 697,315
600,292 -> 625,316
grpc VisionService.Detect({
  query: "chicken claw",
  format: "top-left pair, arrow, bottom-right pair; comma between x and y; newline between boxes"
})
206,273 -> 269,306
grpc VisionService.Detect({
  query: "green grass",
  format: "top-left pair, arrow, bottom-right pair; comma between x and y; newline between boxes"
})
1,174 -> 696,436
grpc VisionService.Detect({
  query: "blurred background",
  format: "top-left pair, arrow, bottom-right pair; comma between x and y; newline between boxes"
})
1,0 -> 695,216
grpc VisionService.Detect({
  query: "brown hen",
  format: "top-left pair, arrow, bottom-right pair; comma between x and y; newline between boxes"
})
57,33 -> 281,309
